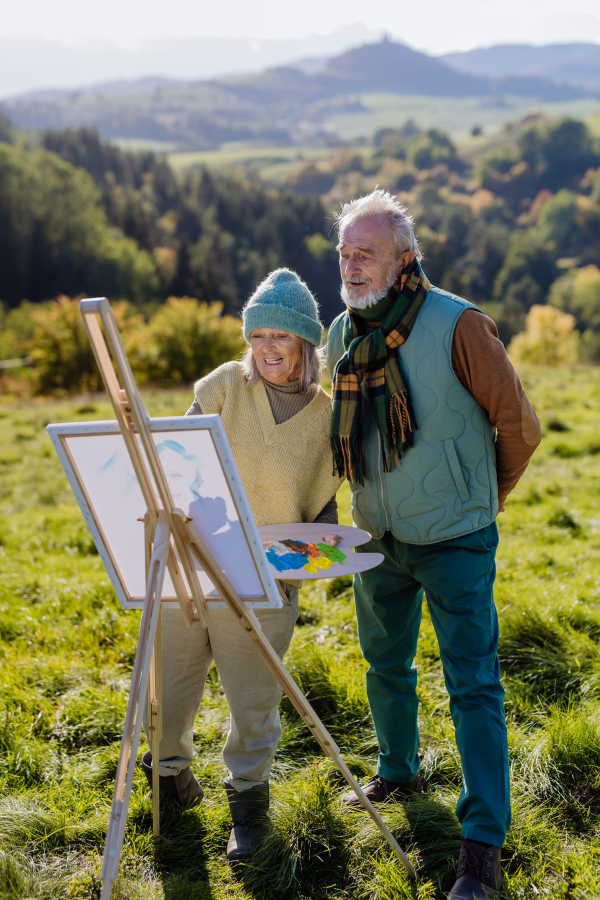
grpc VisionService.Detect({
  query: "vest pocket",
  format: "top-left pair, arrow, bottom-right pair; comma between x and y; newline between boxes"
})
443,439 -> 470,502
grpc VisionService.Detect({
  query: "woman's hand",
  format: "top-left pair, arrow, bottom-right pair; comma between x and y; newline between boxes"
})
322,534 -> 343,547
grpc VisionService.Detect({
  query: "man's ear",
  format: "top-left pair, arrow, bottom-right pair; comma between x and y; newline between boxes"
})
397,250 -> 415,272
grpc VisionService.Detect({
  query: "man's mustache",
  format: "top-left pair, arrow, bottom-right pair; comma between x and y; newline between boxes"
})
343,276 -> 372,288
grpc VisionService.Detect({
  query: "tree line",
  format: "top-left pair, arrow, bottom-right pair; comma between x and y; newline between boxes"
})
0,118 -> 340,324
2,110 -> 600,390
281,116 -> 600,358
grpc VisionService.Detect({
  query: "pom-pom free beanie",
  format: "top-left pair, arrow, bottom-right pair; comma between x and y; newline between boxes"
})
242,268 -> 322,347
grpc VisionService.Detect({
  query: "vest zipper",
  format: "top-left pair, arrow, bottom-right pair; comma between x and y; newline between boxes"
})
377,432 -> 391,530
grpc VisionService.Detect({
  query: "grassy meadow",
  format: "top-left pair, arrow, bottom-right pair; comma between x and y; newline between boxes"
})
162,99 -> 600,179
321,95 -> 600,144
0,367 -> 600,899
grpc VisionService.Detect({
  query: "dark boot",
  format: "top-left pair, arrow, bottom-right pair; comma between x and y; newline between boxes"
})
141,751 -> 203,809
448,838 -> 502,899
341,773 -> 422,807
225,782 -> 270,866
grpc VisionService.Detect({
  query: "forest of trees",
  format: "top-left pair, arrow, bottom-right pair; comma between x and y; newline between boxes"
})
2,110 -> 600,382
286,116 -> 600,354
0,118 -> 340,321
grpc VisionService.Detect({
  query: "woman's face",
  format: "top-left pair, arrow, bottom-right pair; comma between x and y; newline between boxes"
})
250,328 -> 303,383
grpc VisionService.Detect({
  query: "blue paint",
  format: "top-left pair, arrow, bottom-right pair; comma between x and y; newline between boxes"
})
265,548 -> 308,572
155,440 -> 196,461
99,453 -> 117,472
190,472 -> 203,499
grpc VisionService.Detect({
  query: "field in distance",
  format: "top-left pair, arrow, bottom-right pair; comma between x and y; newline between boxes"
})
164,94 -> 600,179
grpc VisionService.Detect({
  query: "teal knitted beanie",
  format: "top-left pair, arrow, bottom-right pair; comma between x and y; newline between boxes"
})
242,268 -> 323,346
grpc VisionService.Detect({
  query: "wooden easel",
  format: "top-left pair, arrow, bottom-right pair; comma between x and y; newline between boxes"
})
78,298 -> 416,899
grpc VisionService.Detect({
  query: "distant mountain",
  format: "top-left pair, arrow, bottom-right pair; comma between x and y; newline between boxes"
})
1,38 -> 590,150
227,39 -> 486,103
321,40 -> 489,96
224,38 -> 585,104
0,27 -> 385,100
442,43 -> 600,93
11,77 -> 187,105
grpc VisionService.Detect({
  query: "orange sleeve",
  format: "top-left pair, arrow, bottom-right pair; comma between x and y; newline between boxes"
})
452,309 -> 541,505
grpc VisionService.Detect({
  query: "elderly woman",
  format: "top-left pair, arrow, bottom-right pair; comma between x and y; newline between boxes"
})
142,268 -> 343,865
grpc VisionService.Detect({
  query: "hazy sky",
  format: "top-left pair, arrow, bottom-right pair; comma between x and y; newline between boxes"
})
2,0 -> 600,54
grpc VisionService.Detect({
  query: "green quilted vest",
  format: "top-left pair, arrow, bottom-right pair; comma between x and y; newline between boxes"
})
327,286 -> 498,544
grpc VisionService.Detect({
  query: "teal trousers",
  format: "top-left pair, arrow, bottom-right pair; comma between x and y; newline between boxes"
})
355,523 -> 510,847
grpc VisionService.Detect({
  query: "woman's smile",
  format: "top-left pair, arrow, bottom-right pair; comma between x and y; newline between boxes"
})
250,329 -> 302,383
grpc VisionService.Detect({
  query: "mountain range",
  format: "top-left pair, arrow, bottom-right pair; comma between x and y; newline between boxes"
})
0,27 -> 384,100
2,38 -> 599,150
442,43 -> 600,93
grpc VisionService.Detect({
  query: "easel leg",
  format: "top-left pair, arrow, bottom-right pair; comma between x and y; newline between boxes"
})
172,512 -> 416,881
245,612 -> 415,879
149,613 -> 162,838
101,515 -> 170,900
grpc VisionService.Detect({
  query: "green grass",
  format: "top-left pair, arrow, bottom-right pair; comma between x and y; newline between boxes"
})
1,368 -> 600,898
167,143 -> 337,179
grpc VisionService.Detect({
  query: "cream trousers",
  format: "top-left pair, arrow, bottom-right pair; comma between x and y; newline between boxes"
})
142,584 -> 298,792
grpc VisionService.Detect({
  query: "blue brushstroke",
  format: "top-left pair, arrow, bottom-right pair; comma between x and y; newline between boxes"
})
99,453 -> 117,472
190,471 -> 203,499
156,440 -> 196,461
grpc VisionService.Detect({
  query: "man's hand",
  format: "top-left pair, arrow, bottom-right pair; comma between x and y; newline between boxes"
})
322,534 -> 343,547
498,502 -> 506,513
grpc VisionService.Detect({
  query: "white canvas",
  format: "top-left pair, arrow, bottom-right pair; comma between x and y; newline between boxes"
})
47,416 -> 281,609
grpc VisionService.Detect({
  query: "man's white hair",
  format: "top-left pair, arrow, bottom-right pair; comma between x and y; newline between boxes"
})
334,188 -> 421,260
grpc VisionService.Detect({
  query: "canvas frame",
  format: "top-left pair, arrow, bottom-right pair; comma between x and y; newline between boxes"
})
47,416 -> 281,610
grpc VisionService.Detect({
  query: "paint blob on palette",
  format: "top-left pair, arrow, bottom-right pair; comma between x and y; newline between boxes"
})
263,539 -> 347,574
257,524 -> 384,581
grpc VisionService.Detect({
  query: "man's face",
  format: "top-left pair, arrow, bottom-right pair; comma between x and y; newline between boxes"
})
337,216 -> 414,308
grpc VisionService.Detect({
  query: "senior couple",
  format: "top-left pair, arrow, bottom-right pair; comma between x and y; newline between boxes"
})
142,189 -> 541,899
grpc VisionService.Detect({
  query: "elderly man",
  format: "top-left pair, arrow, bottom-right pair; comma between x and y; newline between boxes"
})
326,190 -> 541,899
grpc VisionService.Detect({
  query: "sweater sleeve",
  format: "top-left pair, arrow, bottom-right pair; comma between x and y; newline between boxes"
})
186,399 -> 202,416
313,496 -> 338,526
451,309 -> 541,505
193,363 -> 232,415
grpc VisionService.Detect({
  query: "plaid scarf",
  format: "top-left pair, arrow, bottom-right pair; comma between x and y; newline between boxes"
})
330,260 -> 430,484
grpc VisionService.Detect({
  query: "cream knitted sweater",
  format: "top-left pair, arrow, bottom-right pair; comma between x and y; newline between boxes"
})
193,362 -> 343,528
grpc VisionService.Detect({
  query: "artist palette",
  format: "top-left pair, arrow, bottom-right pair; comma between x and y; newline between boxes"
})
257,523 -> 384,581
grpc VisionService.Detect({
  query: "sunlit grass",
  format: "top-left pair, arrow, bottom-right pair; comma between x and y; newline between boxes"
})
0,369 -> 599,897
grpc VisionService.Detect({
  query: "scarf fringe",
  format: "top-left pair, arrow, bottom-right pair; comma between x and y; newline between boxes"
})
390,391 -> 414,444
331,435 -> 364,485
382,392 -> 415,472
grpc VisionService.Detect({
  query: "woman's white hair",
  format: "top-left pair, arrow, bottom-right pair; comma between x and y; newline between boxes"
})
241,337 -> 324,392
334,188 -> 422,260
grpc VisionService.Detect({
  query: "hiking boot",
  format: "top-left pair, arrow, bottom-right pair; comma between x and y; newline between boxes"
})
448,838 -> 502,899
341,773 -> 422,807
225,782 -> 270,867
141,751 -> 203,809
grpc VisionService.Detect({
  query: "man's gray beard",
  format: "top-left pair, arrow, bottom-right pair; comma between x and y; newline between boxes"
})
341,264 -> 398,310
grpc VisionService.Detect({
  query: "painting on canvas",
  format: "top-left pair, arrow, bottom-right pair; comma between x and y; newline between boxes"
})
47,415 -> 281,609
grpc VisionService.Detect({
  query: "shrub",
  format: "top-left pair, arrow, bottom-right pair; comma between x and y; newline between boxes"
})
128,296 -> 245,386
27,296 -> 142,395
508,304 -> 579,366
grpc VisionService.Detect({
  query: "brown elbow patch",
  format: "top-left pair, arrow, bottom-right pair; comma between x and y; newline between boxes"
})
521,393 -> 542,447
